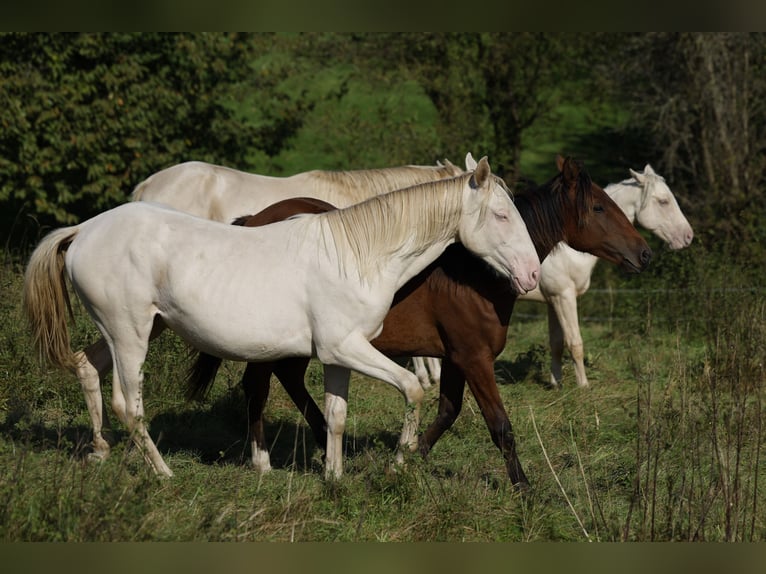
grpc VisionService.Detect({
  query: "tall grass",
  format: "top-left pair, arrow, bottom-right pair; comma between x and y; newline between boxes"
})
621,272 -> 765,541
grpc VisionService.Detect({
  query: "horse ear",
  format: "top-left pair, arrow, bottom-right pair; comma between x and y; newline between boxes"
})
471,156 -> 491,189
561,156 -> 579,180
630,168 -> 645,184
465,152 -> 478,171
644,164 -> 655,175
555,154 -> 566,172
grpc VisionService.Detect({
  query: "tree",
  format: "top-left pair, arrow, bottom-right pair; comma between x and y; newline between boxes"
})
300,33 -> 590,180
0,33 -> 258,245
601,32 -> 766,254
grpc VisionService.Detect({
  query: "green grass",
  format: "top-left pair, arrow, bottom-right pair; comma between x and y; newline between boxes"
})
1,251 -> 765,541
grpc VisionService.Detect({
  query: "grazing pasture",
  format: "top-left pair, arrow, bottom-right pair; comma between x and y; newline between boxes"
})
0,241 -> 764,541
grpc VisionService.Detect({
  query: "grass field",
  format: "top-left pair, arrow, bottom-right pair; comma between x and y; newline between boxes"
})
1,240 -> 764,542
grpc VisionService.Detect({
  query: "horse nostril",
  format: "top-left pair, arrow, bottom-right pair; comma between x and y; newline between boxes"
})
641,248 -> 653,266
531,268 -> 540,282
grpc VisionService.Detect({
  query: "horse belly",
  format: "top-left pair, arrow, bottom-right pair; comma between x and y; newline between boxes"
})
162,303 -> 314,362
158,259 -> 316,361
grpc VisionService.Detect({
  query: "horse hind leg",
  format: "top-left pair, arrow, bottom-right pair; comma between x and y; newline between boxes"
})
241,361 -> 274,472
105,322 -> 173,478
273,357 -> 326,450
73,317 -> 167,463
73,337 -> 113,460
411,357 -> 432,389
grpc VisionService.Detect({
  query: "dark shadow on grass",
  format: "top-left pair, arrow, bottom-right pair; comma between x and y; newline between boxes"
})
0,400 -> 111,461
494,344 -> 549,388
0,386 -> 404,476
146,389 -> 402,474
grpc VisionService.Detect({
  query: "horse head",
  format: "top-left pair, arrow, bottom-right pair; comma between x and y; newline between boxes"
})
629,165 -> 694,250
555,155 -> 652,273
459,156 -> 540,293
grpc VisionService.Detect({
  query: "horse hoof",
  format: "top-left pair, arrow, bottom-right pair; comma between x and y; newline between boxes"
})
86,451 -> 108,463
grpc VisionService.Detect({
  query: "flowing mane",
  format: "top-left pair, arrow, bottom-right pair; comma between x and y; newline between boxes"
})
514,161 -> 595,259
306,164 -> 463,205
319,174 -> 470,279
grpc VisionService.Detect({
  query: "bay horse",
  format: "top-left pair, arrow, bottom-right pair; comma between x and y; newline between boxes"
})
187,155 -> 652,487
23,157 -> 541,479
415,164 -> 695,389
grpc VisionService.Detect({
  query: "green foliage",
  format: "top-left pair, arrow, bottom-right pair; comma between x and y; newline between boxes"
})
0,32 -> 258,242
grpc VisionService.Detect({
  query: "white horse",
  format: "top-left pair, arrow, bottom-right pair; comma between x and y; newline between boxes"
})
51,158 -> 465,467
414,164 -> 694,389
23,157 -> 541,479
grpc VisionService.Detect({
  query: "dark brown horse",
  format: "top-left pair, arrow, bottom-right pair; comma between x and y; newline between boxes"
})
187,156 -> 652,488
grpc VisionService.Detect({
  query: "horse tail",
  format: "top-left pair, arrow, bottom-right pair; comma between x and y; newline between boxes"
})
22,226 -> 81,372
185,351 -> 223,401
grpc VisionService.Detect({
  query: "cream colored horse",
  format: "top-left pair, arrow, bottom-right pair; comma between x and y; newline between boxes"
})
132,159 -> 463,222
23,158 -> 540,479
55,158 -> 465,468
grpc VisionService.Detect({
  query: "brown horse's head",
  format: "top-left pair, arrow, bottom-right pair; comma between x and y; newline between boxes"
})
514,156 -> 651,273
554,155 -> 652,273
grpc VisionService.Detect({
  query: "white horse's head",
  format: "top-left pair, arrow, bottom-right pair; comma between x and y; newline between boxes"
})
459,155 -> 540,294
630,165 -> 694,250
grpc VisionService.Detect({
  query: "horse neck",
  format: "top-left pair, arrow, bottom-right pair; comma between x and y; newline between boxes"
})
322,181 -> 463,289
606,180 -> 640,223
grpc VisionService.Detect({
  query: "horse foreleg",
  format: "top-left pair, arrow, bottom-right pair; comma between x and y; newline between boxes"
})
418,357 -> 465,458
548,290 -> 589,388
546,303 -> 565,387
273,357 -> 326,451
322,335 -> 424,471
241,362 -> 274,472
425,357 -> 442,385
73,337 -> 112,460
412,356 -> 443,389
323,364 -> 350,480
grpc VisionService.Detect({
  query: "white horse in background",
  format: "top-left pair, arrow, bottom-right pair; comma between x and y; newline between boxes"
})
23,157 -> 541,479
414,164 -> 694,389
132,158 -> 463,223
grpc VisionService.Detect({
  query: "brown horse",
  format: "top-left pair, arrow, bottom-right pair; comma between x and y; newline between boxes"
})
187,156 -> 652,488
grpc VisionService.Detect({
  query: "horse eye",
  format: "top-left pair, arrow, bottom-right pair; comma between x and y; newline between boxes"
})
593,205 -> 605,213
658,198 -> 670,206
494,212 -> 509,222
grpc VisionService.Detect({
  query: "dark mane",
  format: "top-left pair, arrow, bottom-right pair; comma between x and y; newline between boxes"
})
514,159 -> 595,260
